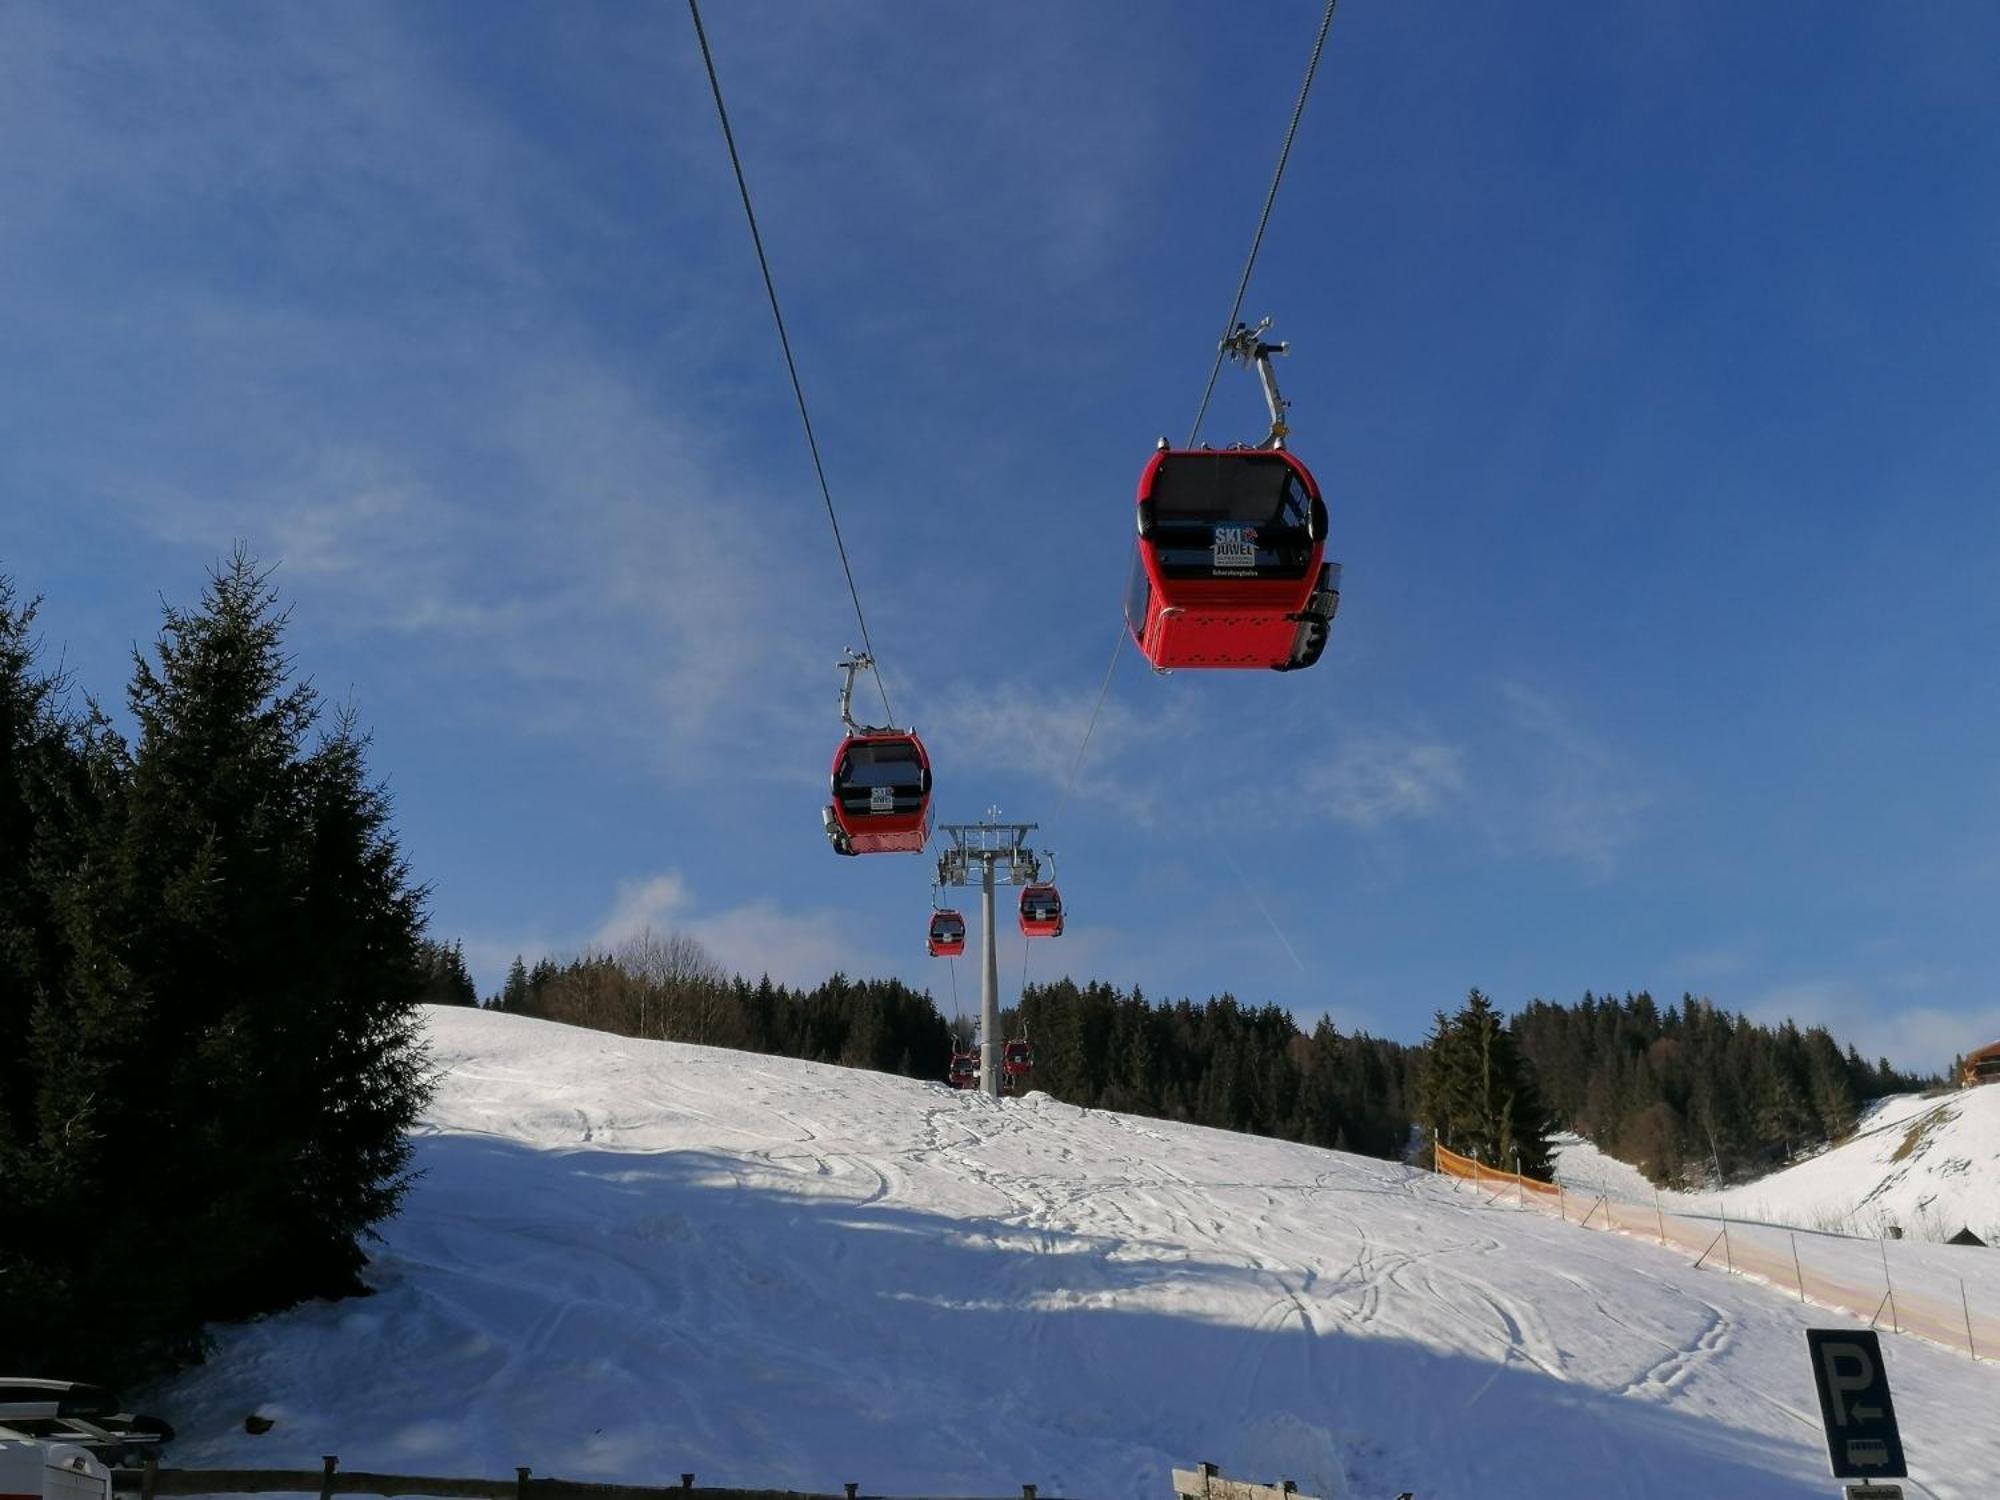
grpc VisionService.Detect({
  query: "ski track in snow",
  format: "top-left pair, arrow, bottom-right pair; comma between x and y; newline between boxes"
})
146,1010 -> 2000,1500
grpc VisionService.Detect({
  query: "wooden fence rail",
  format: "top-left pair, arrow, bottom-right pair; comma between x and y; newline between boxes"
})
111,1461 -> 1051,1500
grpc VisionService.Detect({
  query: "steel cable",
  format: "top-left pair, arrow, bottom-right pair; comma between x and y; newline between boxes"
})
1055,0 -> 1340,830
1052,619 -> 1126,829
687,0 -> 896,726
1185,0 -> 1339,449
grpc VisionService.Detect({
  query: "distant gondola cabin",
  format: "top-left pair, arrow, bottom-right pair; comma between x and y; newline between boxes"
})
927,910 -> 966,958
1018,884 -> 1063,938
1961,1042 -> 2000,1088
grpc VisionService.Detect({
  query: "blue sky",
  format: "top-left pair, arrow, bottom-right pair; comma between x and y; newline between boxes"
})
5,2 -> 1998,1071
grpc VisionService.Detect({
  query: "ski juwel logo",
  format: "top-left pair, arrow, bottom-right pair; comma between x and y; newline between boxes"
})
1212,525 -> 1258,568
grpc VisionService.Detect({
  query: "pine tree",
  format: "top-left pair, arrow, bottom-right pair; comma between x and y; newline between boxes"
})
0,557 -> 435,1383
1802,1027 -> 1859,1140
0,580 -> 112,1375
0,579 -> 68,1147
1422,990 -> 1553,1176
499,955 -> 530,1012
415,938 -> 479,1007
1299,1017 -> 1349,1150
110,555 -> 429,1351
1418,1009 -> 1466,1155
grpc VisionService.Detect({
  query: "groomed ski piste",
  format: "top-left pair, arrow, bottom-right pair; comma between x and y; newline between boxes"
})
152,1008 -> 2000,1499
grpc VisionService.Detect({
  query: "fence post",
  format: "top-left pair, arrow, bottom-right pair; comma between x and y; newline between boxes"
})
1694,1226 -> 1727,1271
1870,1289 -> 1892,1329
1654,1187 -> 1666,1246
319,1457 -> 338,1500
1558,1184 -> 1566,1222
515,1467 -> 531,1500
1719,1200 -> 1733,1273
1514,1151 -> 1523,1208
1790,1232 -> 1806,1304
1604,1195 -> 1615,1232
1963,1278 -> 1978,1361
1879,1238 -> 1899,1334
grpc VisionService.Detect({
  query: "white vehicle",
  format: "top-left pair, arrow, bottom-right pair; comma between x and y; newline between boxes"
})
0,1439 -> 111,1500
0,1380 -> 172,1466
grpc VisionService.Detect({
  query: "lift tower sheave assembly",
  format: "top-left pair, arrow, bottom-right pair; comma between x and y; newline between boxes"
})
935,818 -> 1043,1098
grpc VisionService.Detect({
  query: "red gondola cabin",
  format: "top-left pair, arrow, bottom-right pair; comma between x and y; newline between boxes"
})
947,1049 -> 979,1090
823,732 -> 932,856
1018,884 -> 1063,938
927,909 -> 967,957
1125,447 -> 1340,672
1001,1037 -> 1034,1092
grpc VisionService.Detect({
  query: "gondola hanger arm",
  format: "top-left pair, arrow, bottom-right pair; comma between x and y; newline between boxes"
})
836,647 -> 903,736
1221,318 -> 1291,449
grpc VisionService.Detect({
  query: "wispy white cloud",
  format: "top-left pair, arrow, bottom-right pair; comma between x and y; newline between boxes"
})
1275,685 -> 1648,879
590,873 -> 696,951
1664,943 -> 1757,986
3,5 -> 848,779
131,446 -> 512,641
1306,735 -> 1467,828
465,869 -> 894,997
923,672 -> 1198,828
684,5 -> 1166,314
0,4 -> 572,287
1489,679 -> 1652,876
589,870 -> 882,992
4,2 -> 1173,798
1746,977 -> 1997,1076
116,378 -> 823,771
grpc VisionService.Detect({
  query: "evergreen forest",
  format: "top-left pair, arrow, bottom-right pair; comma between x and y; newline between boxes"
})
492,947 -> 1424,1163
1512,992 -> 1938,1185
500,952 -> 1948,1194
0,559 -> 433,1386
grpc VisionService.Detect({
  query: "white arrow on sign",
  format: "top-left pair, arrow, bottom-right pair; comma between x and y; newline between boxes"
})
1820,1341 -> 1885,1425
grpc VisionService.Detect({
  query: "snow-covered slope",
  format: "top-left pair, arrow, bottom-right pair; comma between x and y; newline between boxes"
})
1550,1090 -> 2000,1326
150,1010 -> 2000,1499
1548,1131 -> 1661,1204
1557,1090 -> 2000,1245
1680,1090 -> 2000,1244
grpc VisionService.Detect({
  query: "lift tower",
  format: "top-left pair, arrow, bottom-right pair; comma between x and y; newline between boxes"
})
934,817 -> 1044,1098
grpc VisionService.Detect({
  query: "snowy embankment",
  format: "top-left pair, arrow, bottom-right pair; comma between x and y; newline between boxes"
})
151,1009 -> 2000,1500
1552,1090 -> 2000,1338
1686,1090 -> 2000,1243
1556,1089 -> 2000,1243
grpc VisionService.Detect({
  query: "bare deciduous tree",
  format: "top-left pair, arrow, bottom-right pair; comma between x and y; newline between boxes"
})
615,927 -> 728,1043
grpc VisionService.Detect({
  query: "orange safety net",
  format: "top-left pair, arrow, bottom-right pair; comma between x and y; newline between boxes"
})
1430,1141 -> 2000,1360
